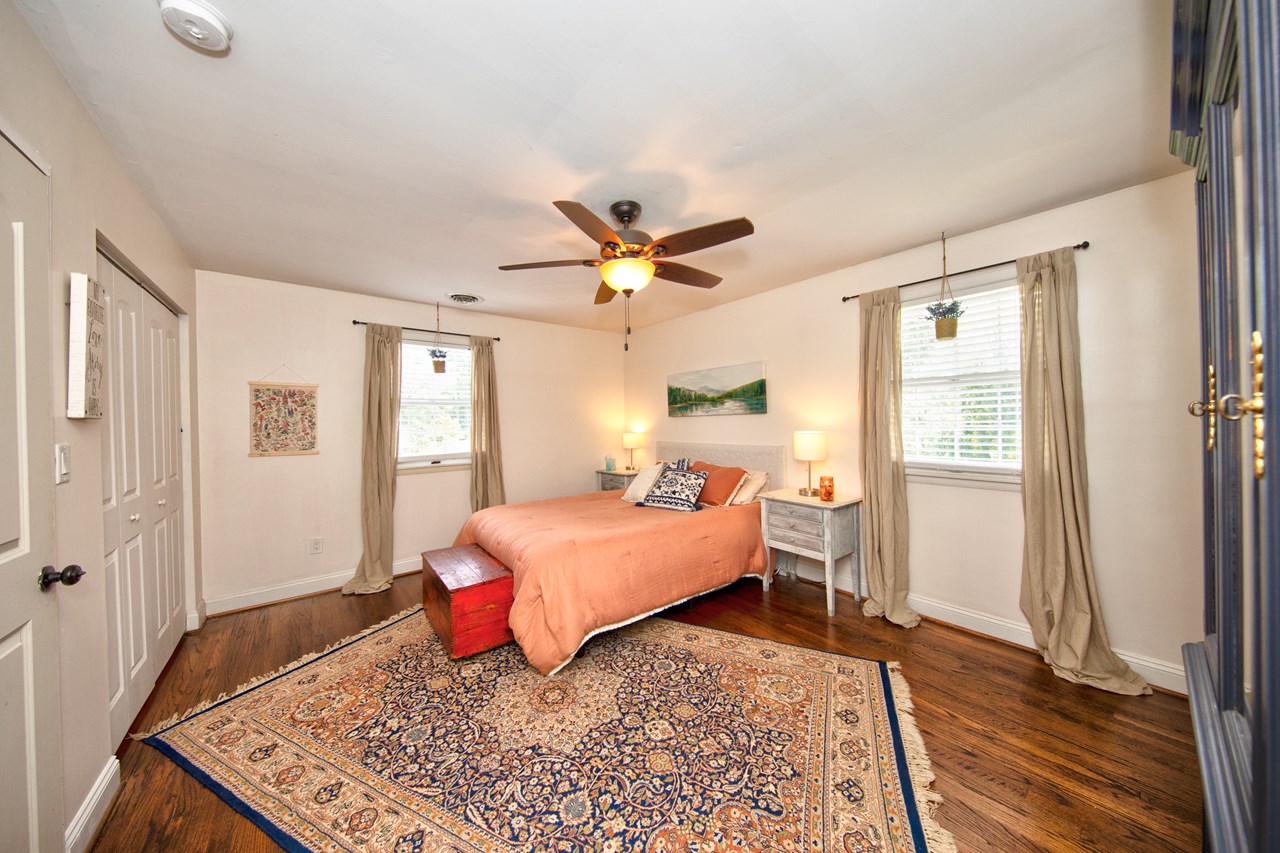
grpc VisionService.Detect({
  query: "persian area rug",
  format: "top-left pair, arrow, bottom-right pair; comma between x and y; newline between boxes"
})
144,607 -> 955,852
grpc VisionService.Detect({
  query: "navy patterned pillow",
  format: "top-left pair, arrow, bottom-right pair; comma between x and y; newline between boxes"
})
638,467 -> 708,512
669,457 -> 692,470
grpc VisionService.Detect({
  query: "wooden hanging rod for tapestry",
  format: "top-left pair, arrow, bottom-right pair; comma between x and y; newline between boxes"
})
839,241 -> 1091,302
350,320 -> 500,341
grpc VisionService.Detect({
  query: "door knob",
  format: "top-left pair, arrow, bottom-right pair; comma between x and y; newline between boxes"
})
157,499 -> 167,506
38,565 -> 85,591
129,513 -> 140,522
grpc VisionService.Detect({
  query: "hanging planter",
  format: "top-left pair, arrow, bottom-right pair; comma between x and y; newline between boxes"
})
926,231 -> 964,340
926,302 -> 963,339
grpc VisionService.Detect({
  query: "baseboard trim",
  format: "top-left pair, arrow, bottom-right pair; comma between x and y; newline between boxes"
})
786,559 -> 1186,693
205,560 -> 423,616
65,756 -> 119,853
907,592 -> 1187,694
185,598 -> 207,632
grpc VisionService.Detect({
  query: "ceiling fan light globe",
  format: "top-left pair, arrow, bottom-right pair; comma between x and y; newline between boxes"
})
601,257 -> 655,293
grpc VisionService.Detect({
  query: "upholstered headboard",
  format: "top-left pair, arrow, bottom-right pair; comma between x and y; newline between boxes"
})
655,441 -> 785,491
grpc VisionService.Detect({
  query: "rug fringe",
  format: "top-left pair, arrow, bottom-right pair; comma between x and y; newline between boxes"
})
886,662 -> 958,853
134,604 -> 424,739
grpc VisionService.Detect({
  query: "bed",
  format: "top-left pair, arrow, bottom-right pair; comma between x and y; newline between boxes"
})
453,442 -> 785,675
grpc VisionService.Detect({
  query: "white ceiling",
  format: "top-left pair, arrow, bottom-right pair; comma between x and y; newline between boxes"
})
17,0 -> 1182,332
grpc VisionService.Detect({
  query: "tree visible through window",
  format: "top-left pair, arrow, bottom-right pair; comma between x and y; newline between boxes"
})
399,341 -> 472,464
900,279 -> 1021,480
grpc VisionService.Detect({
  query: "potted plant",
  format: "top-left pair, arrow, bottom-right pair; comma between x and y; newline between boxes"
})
429,348 -> 448,373
926,231 -> 963,340
925,299 -> 964,340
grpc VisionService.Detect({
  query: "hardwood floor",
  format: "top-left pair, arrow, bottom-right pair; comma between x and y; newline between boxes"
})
90,574 -> 1201,852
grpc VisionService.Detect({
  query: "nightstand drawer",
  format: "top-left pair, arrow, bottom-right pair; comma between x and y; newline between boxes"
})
598,472 -> 633,491
767,501 -> 824,523
768,515 -> 823,538
768,529 -> 824,555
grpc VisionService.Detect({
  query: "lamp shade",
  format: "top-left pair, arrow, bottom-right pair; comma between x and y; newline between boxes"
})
622,432 -> 644,449
793,430 -> 828,462
601,257 -> 655,293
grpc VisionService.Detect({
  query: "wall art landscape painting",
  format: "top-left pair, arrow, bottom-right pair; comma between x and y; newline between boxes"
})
667,361 -> 767,417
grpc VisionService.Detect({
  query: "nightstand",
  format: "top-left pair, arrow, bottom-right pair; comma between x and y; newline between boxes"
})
759,488 -> 861,617
596,469 -> 639,491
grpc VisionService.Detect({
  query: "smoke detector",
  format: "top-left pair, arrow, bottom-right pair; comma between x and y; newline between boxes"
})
159,0 -> 233,52
448,293 -> 483,305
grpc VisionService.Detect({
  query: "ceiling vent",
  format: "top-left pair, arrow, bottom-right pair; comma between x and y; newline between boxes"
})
448,293 -> 483,305
159,0 -> 233,52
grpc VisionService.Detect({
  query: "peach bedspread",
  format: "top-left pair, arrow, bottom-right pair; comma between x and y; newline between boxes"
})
454,489 -> 768,674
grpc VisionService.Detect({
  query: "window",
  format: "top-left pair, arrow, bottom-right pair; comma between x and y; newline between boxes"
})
900,274 -> 1021,483
398,340 -> 473,466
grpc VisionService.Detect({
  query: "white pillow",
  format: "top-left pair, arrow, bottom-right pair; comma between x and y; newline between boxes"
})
622,463 -> 667,503
730,470 -> 769,504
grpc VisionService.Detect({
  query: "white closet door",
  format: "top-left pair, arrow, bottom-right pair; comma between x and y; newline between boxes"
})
100,252 -> 184,747
144,290 -> 183,672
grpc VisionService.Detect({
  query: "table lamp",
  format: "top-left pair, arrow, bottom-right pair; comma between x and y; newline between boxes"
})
622,432 -> 643,470
793,430 -> 827,496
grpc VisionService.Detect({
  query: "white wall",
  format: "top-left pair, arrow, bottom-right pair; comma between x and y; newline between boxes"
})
195,272 -> 624,612
625,171 -> 1202,691
2,0 -> 201,845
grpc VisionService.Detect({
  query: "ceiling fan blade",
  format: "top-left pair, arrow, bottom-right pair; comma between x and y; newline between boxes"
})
594,282 -> 618,304
644,217 -> 754,258
654,261 -> 722,289
553,200 -> 625,248
498,259 -> 596,271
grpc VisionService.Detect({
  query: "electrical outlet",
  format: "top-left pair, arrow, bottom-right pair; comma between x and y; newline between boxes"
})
309,537 -> 324,555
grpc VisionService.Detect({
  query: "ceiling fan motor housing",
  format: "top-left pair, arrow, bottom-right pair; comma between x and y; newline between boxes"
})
603,201 -> 653,257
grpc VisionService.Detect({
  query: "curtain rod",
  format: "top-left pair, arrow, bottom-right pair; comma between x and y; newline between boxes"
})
839,241 -> 1091,302
350,320 -> 500,341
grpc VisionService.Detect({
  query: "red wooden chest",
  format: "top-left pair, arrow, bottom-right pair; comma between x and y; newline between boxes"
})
421,544 -> 515,658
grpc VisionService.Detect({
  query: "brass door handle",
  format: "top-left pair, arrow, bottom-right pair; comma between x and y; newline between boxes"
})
1213,331 -> 1266,479
1188,363 -> 1217,450
1217,393 -> 1263,420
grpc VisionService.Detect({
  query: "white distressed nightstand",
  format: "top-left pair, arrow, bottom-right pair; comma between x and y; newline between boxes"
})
759,488 -> 861,617
596,469 -> 639,491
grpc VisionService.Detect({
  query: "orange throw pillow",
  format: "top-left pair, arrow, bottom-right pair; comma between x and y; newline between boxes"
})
690,461 -> 749,507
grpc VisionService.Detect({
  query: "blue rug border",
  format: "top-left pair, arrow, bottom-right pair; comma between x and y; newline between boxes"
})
143,736 -> 315,853
877,658 -> 930,851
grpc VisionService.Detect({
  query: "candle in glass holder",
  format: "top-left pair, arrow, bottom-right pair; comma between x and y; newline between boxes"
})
819,476 -> 834,501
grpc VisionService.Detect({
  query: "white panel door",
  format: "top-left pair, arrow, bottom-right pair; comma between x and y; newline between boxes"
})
0,138 -> 63,849
144,290 -> 183,672
99,256 -> 153,747
99,253 -> 184,748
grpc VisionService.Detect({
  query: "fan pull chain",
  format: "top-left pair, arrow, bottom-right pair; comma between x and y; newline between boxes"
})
623,295 -> 631,352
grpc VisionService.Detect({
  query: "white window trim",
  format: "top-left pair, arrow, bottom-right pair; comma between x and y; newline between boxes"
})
900,263 -> 1023,487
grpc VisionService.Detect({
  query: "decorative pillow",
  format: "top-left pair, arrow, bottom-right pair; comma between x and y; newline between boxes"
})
667,457 -> 692,470
730,470 -> 769,504
690,461 -> 749,507
622,463 -> 666,503
637,467 -> 708,512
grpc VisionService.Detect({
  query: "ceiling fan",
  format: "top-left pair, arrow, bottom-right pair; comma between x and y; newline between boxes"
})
498,200 -> 755,305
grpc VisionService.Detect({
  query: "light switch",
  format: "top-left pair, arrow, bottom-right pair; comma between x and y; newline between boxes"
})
55,443 -> 70,484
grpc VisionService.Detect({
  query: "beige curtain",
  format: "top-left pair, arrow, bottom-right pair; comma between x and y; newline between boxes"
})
343,323 -> 401,595
1018,249 -> 1149,695
859,287 -> 920,627
470,336 -> 506,511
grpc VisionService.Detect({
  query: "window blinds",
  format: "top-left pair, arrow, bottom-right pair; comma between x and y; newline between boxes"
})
900,282 -> 1021,476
